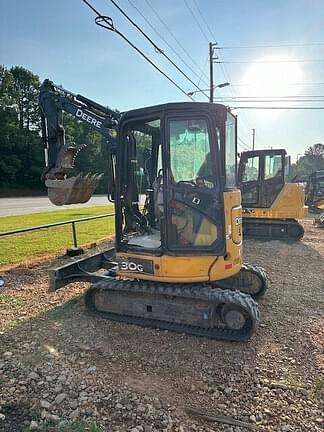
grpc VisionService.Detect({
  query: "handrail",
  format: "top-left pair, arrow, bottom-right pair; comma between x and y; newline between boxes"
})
0,213 -> 115,237
0,212 -> 115,255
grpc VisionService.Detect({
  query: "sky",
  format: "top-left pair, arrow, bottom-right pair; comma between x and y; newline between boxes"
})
1,0 -> 324,161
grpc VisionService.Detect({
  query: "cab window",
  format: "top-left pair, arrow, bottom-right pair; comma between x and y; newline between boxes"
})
242,156 -> 259,182
225,113 -> 237,187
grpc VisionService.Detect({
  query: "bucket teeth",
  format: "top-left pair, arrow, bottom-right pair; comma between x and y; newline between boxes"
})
46,172 -> 103,205
46,144 -> 87,180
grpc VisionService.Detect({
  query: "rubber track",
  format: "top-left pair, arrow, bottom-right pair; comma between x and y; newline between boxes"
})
84,280 -> 260,341
217,263 -> 269,300
243,218 -> 304,241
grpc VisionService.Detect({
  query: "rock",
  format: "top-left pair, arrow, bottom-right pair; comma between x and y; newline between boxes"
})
69,408 -> 80,419
84,407 -> 93,416
3,352 -> 13,358
70,400 -> 78,409
53,384 -> 63,394
281,425 -> 293,432
29,420 -> 39,430
249,414 -> 256,423
0,413 -> 5,421
137,404 -> 146,413
41,409 -> 49,420
29,372 -> 40,381
54,393 -> 67,405
40,400 -> 51,410
130,428 -> 140,432
116,403 -> 123,410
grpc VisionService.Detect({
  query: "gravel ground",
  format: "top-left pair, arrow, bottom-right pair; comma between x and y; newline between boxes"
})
0,220 -> 323,432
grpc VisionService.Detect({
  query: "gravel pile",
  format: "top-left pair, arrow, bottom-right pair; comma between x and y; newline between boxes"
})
0,220 -> 323,431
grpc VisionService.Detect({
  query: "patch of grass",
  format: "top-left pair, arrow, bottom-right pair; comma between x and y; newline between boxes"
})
6,319 -> 19,329
286,371 -> 305,388
0,206 -> 114,267
313,379 -> 324,400
0,294 -> 26,306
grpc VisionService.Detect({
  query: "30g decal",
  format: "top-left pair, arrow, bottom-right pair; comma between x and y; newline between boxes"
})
119,261 -> 144,272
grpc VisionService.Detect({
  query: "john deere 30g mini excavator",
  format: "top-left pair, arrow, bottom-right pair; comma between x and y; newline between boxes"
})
39,79 -> 268,341
238,149 -> 308,241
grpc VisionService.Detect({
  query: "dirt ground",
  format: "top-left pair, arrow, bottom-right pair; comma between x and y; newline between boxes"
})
0,220 -> 323,432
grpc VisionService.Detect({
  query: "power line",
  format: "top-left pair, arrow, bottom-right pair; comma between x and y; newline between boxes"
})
125,0 -> 210,89
192,0 -> 216,42
107,0 -> 209,99
231,106 -> 324,109
80,0 -> 195,101
219,42 -> 324,49
197,54 -> 208,86
188,1 -> 255,136
218,99 -> 324,103
183,0 -> 209,42
215,95 -> 324,99
231,82 -> 324,87
219,59 -> 324,64
143,0 -> 209,83
238,137 -> 251,150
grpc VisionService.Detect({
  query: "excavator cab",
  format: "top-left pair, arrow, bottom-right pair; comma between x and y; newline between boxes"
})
238,149 -> 285,208
39,80 -> 268,341
238,149 -> 307,241
115,105 -> 229,259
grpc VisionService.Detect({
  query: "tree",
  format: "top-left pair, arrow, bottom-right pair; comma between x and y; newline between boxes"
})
9,66 -> 40,130
0,65 -> 43,189
289,143 -> 324,180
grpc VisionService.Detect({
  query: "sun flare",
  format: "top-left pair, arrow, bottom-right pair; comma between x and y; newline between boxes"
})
241,56 -> 303,98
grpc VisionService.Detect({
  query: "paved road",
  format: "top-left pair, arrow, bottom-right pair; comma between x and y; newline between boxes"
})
0,195 -> 110,216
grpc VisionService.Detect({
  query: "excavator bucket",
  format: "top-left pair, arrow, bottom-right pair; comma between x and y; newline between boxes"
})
46,173 -> 103,206
45,144 -> 103,205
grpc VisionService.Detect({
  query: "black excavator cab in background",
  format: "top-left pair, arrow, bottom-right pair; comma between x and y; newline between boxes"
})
305,170 -> 324,212
238,149 -> 307,241
38,79 -> 269,342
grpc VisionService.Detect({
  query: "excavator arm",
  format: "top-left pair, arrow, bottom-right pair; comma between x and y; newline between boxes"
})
39,79 -> 120,205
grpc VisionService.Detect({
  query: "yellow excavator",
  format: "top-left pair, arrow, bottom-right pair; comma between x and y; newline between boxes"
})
238,149 -> 308,241
39,79 -> 268,341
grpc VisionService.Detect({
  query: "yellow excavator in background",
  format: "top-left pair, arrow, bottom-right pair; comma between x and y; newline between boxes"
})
306,170 -> 324,228
238,149 -> 308,241
39,79 -> 268,342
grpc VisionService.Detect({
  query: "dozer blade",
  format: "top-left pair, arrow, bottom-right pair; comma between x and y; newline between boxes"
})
45,173 -> 103,205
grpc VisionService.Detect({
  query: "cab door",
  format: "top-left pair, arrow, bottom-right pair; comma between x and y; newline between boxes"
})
164,115 -> 225,255
260,152 -> 285,207
238,153 -> 261,208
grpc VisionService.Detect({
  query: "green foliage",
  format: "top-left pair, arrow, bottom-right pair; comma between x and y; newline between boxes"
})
0,65 -> 43,188
0,64 -> 111,192
289,143 -> 324,180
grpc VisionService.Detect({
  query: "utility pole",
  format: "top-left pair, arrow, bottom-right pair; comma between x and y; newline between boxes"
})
209,42 -> 218,103
252,128 -> 255,150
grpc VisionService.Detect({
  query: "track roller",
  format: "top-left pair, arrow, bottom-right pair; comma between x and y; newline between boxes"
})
216,264 -> 268,299
84,279 -> 260,341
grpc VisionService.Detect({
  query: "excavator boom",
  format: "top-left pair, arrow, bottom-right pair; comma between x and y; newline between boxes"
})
39,79 -> 119,204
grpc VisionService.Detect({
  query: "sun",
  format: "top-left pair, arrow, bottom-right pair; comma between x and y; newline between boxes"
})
241,56 -> 303,98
